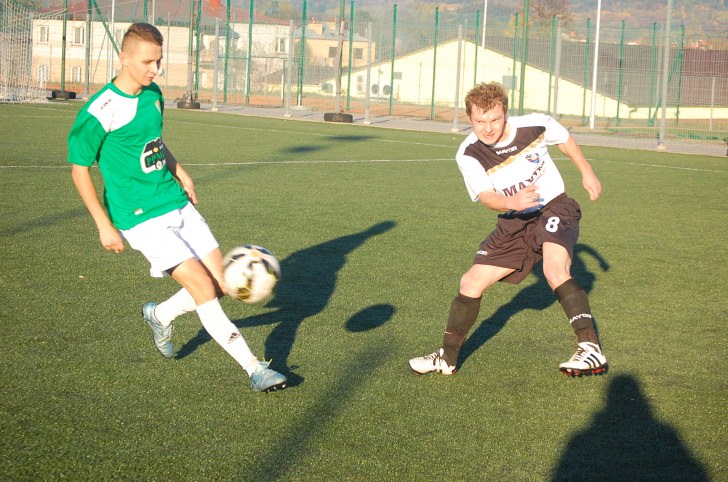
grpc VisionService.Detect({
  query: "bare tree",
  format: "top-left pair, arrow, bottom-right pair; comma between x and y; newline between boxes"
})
531,0 -> 573,23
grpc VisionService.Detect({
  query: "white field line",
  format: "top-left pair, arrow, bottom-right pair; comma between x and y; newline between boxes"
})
3,108 -> 724,173
0,158 -> 453,169
3,157 -> 724,173
3,158 -> 724,173
551,156 -> 724,174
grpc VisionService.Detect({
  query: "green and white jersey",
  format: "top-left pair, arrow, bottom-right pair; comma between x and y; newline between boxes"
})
67,81 -> 187,230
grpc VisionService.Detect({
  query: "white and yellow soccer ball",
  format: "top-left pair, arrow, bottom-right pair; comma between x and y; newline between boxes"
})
223,245 -> 281,304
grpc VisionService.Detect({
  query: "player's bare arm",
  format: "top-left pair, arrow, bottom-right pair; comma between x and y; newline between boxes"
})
478,184 -> 542,212
557,136 -> 602,201
71,164 -> 125,253
165,147 -> 198,205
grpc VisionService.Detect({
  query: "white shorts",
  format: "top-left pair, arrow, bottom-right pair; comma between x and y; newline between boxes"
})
121,203 -> 219,278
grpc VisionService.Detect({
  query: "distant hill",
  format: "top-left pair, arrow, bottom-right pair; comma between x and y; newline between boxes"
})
296,0 -> 727,38
37,0 -> 728,39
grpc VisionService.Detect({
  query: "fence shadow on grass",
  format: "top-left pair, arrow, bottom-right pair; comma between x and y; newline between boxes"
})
551,373 -> 710,481
175,221 -> 396,387
458,243 -> 610,370
277,134 -> 376,156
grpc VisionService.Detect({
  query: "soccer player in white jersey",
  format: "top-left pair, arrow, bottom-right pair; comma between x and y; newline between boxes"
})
409,82 -> 608,377
67,23 -> 286,392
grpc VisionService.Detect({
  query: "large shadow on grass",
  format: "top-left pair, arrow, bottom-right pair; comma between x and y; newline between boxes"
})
176,221 -> 396,386
458,243 -> 609,369
242,341 -> 392,480
0,207 -> 89,237
552,374 -> 709,481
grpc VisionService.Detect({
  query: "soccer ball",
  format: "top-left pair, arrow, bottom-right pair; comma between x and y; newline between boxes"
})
223,245 -> 281,304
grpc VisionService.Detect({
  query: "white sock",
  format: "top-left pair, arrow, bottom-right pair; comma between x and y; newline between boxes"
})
154,289 -> 196,327
196,298 -> 259,376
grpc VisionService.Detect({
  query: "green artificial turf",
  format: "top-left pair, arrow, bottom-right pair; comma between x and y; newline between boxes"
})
0,102 -> 725,481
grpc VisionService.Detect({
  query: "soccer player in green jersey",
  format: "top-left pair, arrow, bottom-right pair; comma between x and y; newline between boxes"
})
68,23 -> 286,392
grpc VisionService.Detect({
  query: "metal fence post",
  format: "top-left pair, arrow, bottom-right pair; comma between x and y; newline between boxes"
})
648,23 -> 657,126
388,4 -> 397,115
364,22 -> 372,124
213,18 -> 219,111
552,20 -> 562,117
474,9 -> 481,85
588,0 -> 602,130
284,19 -> 293,117
518,0 -> 529,115
582,17 -> 590,126
84,0 -> 91,96
223,0 -> 230,103
675,24 -> 685,125
194,0 -> 201,96
548,14 -> 555,115
296,0 -> 307,107
616,19 -> 625,126
511,13 -> 519,104
452,24 -> 463,132
430,7 -> 439,120
61,0 -> 67,92
246,0 -> 253,105
346,0 -> 355,111
658,0 -> 673,149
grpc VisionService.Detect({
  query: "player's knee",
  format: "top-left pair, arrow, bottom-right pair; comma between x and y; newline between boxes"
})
459,273 -> 485,298
544,268 -> 571,291
173,267 -> 218,304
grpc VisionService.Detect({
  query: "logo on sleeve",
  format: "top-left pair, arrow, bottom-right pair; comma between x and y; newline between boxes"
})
141,137 -> 166,173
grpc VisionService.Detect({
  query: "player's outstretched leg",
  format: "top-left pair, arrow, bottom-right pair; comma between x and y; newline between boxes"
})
142,302 -> 174,359
559,342 -> 608,377
409,348 -> 457,375
250,361 -> 287,392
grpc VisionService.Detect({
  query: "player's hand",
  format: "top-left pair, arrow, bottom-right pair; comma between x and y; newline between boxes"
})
582,172 -> 602,201
99,225 -> 125,254
510,184 -> 542,211
181,178 -> 198,205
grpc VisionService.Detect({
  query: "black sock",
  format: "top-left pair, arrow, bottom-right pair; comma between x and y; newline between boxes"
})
554,278 -> 599,345
442,293 -> 482,365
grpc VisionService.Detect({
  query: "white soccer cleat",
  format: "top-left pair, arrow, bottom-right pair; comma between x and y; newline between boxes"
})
559,342 -> 608,377
409,348 -> 456,375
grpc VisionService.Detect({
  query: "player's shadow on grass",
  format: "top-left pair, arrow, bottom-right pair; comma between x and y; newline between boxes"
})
278,135 -> 375,156
176,221 -> 396,386
458,243 -> 609,369
551,373 -> 709,481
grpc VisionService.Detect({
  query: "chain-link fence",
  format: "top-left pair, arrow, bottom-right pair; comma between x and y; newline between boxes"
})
2,0 -> 726,145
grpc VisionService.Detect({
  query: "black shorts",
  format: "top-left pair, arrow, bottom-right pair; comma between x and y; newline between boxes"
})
473,193 -> 582,285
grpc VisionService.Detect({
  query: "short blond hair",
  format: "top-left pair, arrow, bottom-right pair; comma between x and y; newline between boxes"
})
121,23 -> 164,51
465,82 -> 508,117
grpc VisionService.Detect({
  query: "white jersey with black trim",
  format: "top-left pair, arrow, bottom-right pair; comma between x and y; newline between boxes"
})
456,113 -> 570,215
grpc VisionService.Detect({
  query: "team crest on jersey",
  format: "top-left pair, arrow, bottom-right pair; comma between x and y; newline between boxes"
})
141,137 -> 166,173
525,152 -> 541,164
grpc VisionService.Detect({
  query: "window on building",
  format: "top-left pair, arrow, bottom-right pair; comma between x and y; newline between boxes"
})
71,65 -> 83,83
275,37 -> 287,53
329,46 -> 337,58
353,48 -> 363,60
115,29 -> 125,49
72,26 -> 85,45
39,25 -> 49,43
